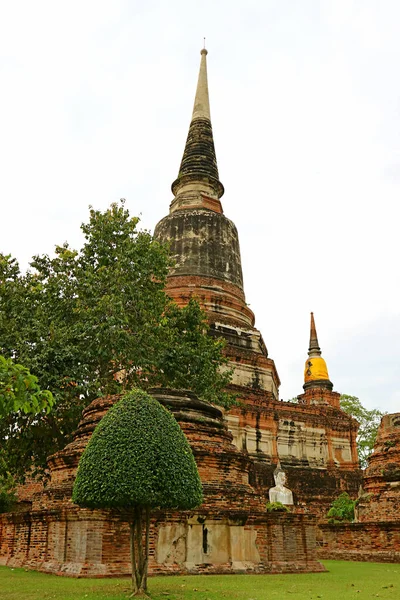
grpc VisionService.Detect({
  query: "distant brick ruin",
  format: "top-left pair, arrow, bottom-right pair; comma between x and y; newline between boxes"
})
0,48 -> 366,575
358,413 -> 400,522
320,413 -> 400,562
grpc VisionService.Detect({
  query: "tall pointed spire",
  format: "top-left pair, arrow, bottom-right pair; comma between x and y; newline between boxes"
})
308,312 -> 321,357
154,44 -> 280,401
171,48 -> 224,211
192,48 -> 211,121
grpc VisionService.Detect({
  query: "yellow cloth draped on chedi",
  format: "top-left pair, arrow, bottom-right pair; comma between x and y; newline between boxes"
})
304,312 -> 330,384
304,356 -> 329,382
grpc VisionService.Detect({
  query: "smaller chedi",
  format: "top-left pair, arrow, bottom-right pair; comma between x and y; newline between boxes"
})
269,461 -> 294,505
297,312 -> 340,409
304,312 -> 331,388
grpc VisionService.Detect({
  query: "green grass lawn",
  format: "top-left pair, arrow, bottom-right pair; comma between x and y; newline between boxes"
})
0,561 -> 399,600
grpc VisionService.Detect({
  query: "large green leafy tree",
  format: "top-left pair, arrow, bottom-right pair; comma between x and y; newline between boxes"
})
0,202 -> 231,481
0,355 -> 53,511
73,389 -> 203,597
340,394 -> 385,469
0,354 -> 54,418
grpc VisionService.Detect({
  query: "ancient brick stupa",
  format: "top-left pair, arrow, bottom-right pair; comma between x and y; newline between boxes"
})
153,52 -> 361,517
298,312 -> 340,408
154,48 -> 279,396
0,48 -> 362,575
0,46 -> 327,578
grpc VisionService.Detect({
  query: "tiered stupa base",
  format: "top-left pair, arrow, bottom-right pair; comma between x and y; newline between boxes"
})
0,390 -> 324,576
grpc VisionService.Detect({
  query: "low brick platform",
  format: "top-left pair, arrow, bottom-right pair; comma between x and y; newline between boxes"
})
0,508 -> 324,576
319,522 -> 400,563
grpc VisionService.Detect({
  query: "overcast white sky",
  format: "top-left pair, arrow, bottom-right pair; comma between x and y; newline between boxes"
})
0,1 -> 399,413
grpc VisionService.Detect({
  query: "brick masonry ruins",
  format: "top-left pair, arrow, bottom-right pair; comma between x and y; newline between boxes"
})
320,413 -> 400,562
2,48 -> 389,575
0,389 -> 324,575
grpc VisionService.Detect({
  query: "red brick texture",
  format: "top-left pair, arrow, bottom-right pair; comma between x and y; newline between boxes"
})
0,390 -> 325,576
318,413 -> 400,563
357,413 -> 400,523
319,522 -> 400,563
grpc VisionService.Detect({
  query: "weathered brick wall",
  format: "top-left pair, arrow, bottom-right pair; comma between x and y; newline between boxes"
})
0,507 -> 324,576
317,412 -> 400,564
254,514 -> 321,572
15,478 -> 44,504
319,522 -> 400,563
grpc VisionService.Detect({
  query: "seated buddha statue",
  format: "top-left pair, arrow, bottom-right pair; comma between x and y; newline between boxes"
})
268,463 -> 294,505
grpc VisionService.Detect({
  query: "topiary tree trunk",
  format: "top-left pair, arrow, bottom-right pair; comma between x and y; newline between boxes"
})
129,506 -> 150,596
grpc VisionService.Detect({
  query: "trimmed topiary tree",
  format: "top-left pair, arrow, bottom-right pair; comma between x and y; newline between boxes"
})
72,388 -> 203,597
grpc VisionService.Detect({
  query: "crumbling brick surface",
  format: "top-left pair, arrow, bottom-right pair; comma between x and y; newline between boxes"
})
0,390 -> 325,576
357,413 -> 400,523
317,413 -> 400,562
319,522 -> 400,563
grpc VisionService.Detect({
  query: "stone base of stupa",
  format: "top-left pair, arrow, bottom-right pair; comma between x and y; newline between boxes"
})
0,389 -> 324,576
0,505 -> 324,576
